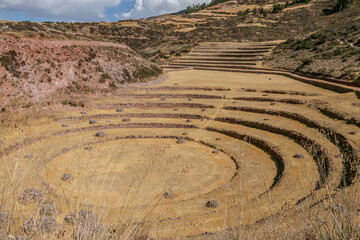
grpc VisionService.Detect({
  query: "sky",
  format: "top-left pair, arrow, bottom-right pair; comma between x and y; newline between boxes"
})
0,0 -> 211,22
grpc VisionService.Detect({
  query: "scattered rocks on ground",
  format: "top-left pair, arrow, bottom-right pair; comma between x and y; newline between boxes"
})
212,150 -> 219,154
122,118 -> 131,122
89,120 -> 97,124
293,154 -> 305,159
80,111 -> 87,115
24,154 -> 33,159
116,108 -> 124,112
176,138 -> 185,144
62,123 -> 68,127
206,199 -> 219,208
95,132 -> 106,138
18,189 -> 43,205
61,173 -> 73,182
85,146 -> 93,150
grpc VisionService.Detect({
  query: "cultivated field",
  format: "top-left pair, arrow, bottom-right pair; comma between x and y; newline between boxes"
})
0,43 -> 360,239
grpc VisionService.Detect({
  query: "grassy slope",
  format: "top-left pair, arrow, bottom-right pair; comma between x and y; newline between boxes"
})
265,2 -> 360,82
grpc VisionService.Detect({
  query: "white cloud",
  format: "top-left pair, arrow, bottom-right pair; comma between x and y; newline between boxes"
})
0,0 -> 121,21
122,0 -> 211,19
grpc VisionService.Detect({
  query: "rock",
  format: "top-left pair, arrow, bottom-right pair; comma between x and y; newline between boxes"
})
186,119 -> 192,123
116,108 -> 124,112
293,154 -> 305,159
174,109 -> 178,111
163,192 -> 176,199
106,120 -> 111,123
269,78 -> 272,80
80,111 -> 87,115
18,188 -> 43,205
336,153 -> 344,158
62,123 -> 68,127
89,120 -> 97,124
206,199 -> 219,208
201,109 -> 206,112
232,101 -> 236,104
85,146 -> 93,150
95,131 -> 106,138
263,118 -> 270,121
174,83 -> 179,86
182,132 -> 188,136
160,97 -> 166,101
349,131 -> 357,135
270,103 -> 276,105
263,94 -> 269,96
212,150 -> 219,154
216,138 -> 222,141
24,154 -> 33,159
188,98 -> 192,101
176,138 -> 185,144
122,118 -> 131,122
223,95 -> 227,99
61,173 -> 73,182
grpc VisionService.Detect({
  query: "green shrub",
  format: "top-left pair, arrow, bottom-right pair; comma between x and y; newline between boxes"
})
133,65 -> 163,81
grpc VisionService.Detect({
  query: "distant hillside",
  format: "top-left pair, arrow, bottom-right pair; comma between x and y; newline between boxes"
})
265,1 -> 360,82
0,34 -> 162,104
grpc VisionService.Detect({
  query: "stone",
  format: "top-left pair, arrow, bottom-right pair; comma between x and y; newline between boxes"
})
24,154 -> 33,159
116,108 -> 124,112
95,131 -> 106,138
263,118 -> 270,121
201,109 -> 206,112
160,97 -> 166,101
62,123 -> 68,127
188,98 -> 192,101
122,118 -> 131,122
216,138 -> 222,141
61,173 -> 73,182
182,132 -> 188,136
293,154 -> 305,159
89,120 -> 97,124
349,131 -> 357,135
80,111 -> 87,115
212,150 -> 219,154
206,199 -> 219,208
270,103 -> 276,105
186,119 -> 192,123
163,192 -> 176,199
85,146 -> 93,150
176,138 -> 185,144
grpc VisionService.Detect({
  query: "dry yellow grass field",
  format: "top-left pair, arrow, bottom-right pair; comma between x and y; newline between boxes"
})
1,62 -> 359,239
